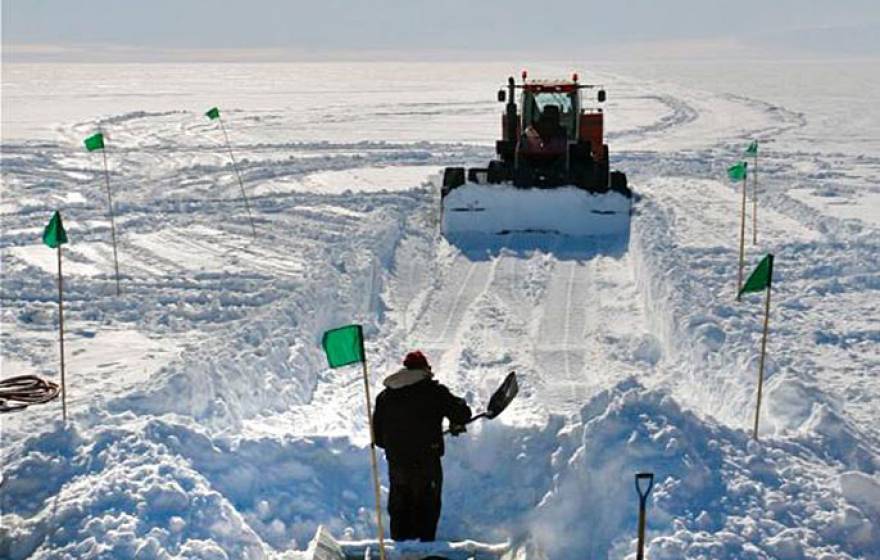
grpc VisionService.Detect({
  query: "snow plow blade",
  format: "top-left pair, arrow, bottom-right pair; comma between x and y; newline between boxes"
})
440,182 -> 632,240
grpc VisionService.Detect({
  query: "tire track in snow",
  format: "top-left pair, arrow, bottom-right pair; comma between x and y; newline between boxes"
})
440,261 -> 480,342
409,255 -> 500,370
563,263 -> 576,386
528,252 -> 651,416
403,244 -> 648,420
608,93 -> 699,142
533,260 -> 591,410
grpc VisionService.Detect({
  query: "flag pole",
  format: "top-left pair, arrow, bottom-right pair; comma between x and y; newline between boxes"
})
218,117 -> 257,239
358,326 -> 387,560
101,144 -> 122,296
752,254 -> 774,440
737,163 -> 748,300
752,149 -> 758,245
56,243 -> 68,423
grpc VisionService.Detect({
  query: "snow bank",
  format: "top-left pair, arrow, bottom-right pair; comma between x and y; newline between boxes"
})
623,173 -> 880,557
436,377 -> 878,559
1,422 -> 268,559
4,379 -> 876,559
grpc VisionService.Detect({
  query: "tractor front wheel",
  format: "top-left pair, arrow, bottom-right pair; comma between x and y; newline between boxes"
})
610,171 -> 631,197
442,167 -> 466,195
487,160 -> 510,183
513,164 -> 534,188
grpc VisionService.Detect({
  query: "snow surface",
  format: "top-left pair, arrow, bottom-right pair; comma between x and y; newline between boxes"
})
2,61 -> 879,559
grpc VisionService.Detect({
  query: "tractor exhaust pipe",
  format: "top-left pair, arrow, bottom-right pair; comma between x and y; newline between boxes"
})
506,76 -> 517,149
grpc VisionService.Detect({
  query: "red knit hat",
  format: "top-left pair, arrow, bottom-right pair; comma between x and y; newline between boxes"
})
403,350 -> 430,370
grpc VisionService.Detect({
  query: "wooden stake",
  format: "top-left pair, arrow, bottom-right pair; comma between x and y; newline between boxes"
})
359,327 -> 387,560
753,255 -> 774,440
101,146 -> 121,296
736,164 -> 748,300
218,117 -> 257,239
57,244 -> 67,423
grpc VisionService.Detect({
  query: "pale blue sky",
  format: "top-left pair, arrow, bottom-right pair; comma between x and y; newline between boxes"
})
3,0 -> 878,60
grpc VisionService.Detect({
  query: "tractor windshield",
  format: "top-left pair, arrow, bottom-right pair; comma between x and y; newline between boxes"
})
534,92 -> 572,114
524,91 -> 578,137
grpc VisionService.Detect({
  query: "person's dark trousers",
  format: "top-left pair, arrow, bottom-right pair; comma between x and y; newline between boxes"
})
387,456 -> 443,542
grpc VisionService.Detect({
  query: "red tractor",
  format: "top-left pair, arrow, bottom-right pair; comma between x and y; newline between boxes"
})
442,72 -> 630,196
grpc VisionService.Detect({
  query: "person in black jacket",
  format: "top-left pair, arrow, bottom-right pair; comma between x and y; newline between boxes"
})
372,350 -> 472,542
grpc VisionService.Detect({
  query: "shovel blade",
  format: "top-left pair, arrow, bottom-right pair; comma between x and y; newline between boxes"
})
486,372 -> 518,419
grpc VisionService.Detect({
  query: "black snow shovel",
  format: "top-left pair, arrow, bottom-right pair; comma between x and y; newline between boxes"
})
444,371 -> 518,435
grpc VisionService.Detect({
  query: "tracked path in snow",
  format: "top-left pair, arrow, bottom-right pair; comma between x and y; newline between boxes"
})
410,255 -> 501,374
403,244 -> 653,421
534,260 -> 593,408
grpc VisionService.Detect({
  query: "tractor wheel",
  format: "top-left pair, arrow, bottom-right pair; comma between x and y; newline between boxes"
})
495,140 -> 515,162
569,142 -> 593,189
487,160 -> 510,183
598,164 -> 610,192
569,141 -> 591,165
467,168 -> 488,183
513,165 -> 534,188
598,144 -> 611,191
610,171 -> 631,197
442,167 -> 466,194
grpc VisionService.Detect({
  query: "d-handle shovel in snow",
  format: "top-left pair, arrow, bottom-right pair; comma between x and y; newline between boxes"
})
635,472 -> 654,560
444,371 -> 518,435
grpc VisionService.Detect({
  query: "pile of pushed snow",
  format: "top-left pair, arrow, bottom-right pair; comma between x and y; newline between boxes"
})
442,379 -> 879,559
441,184 -> 631,239
1,422 -> 269,559
4,379 -> 876,559
615,173 -> 880,557
0,417 -> 386,558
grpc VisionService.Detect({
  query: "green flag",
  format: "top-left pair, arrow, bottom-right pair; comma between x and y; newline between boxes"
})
322,324 -> 364,368
205,107 -> 220,120
728,161 -> 748,182
43,210 -> 69,249
745,140 -> 758,156
739,254 -> 774,297
84,133 -> 104,152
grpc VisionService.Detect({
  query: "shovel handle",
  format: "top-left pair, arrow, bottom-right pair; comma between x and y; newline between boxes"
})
635,472 -> 654,503
635,472 -> 654,560
442,371 -> 518,436
442,412 -> 487,435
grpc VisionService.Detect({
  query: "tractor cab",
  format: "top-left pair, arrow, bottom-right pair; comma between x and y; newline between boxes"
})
477,72 -> 626,193
517,82 -> 581,176
521,84 -> 579,143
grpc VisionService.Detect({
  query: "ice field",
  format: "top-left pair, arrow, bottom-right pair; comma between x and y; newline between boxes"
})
2,60 -> 879,558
